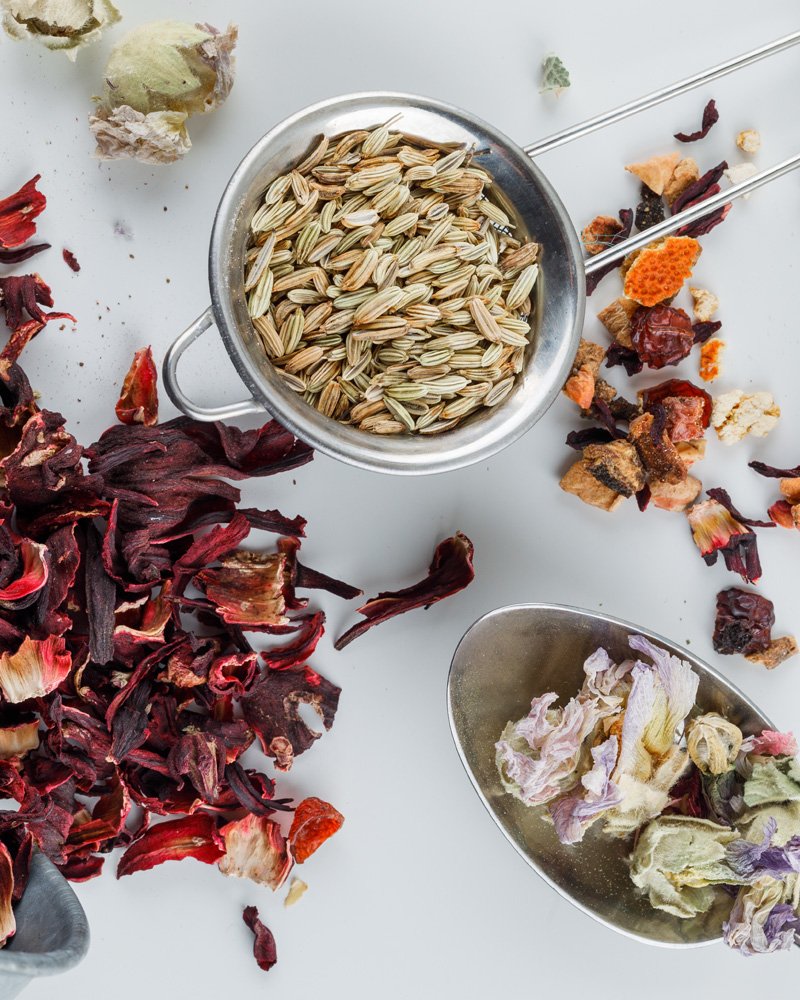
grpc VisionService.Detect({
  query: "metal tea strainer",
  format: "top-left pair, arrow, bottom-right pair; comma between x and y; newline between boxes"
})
163,31 -> 800,475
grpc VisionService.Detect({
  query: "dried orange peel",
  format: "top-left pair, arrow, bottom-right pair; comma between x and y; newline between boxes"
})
623,236 -> 702,306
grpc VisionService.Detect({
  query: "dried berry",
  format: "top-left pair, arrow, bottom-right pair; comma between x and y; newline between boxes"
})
630,305 -> 695,368
634,185 -> 666,232
713,588 -> 774,655
674,99 -> 719,143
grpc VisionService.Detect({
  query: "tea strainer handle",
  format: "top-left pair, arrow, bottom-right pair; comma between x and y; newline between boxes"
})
163,307 -> 264,422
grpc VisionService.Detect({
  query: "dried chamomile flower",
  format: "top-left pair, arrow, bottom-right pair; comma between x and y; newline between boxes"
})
686,713 -> 743,774
540,53 -> 570,95
736,129 -> 761,154
1,0 -> 120,59
724,162 -> 758,199
89,20 -> 238,164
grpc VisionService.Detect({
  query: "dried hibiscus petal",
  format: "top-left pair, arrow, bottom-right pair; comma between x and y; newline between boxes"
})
693,320 -> 722,344
0,842 -> 14,946
0,244 -> 49,265
0,533 -> 48,610
674,99 -> 719,143
62,250 -> 80,273
288,797 -> 344,864
261,611 -> 325,670
117,814 -> 224,877
218,814 -> 293,889
195,550 -> 289,629
242,905 -> 277,972
241,665 -> 341,771
605,341 -> 643,376
0,274 -> 74,335
334,532 -> 475,650
750,459 -> 800,479
115,347 -> 158,427
686,499 -> 762,584
713,588 -> 774,655
705,488 -> 775,529
0,718 -> 40,758
0,177 -> 46,250
0,635 -> 71,703
630,306 -> 695,368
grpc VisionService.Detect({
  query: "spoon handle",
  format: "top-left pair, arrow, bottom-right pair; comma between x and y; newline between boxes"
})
523,31 -> 800,158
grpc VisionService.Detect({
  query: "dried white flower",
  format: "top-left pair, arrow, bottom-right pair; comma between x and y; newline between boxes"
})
89,106 -> 191,165
1,0 -> 120,59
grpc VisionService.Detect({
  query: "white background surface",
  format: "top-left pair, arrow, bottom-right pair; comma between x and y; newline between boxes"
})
2,0 -> 799,996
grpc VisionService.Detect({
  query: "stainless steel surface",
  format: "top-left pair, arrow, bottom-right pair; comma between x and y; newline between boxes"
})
0,852 -> 90,999
190,91 -> 584,475
524,31 -> 800,157
162,306 -> 264,422
447,603 -> 774,948
585,153 -> 800,273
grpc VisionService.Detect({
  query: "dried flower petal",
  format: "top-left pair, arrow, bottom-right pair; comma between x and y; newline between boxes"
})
62,249 -> 80,273
334,532 -> 474,649
89,107 -> 191,165
687,500 -> 761,584
0,719 -> 39,759
0,176 -> 46,249
674,99 -> 719,142
288,797 -> 344,863
0,842 -> 14,946
117,814 -> 224,877
686,713 -> 743,774
705,487 -> 775,529
0,635 -> 71,703
218,814 -> 292,889
284,876 -> 308,907
116,347 -> 158,426
744,731 -> 799,758
242,905 -> 277,972
1,0 -> 120,59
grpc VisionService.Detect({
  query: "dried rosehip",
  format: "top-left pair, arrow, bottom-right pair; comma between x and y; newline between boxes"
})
713,588 -> 774,655
630,305 -> 694,369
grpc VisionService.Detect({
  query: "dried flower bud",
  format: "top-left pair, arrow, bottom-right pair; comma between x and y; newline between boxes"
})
89,20 -> 238,164
686,713 -> 743,774
1,0 -> 120,59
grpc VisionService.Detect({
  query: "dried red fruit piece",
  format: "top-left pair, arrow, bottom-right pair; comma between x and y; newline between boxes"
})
713,588 -> 774,655
686,499 -> 762,584
585,209 -> 633,295
582,215 -> 623,255
117,814 -> 224,877
62,250 -> 80,273
768,499 -> 795,529
674,99 -> 719,142
640,379 -> 712,429
0,177 -> 46,250
334,532 -> 475,650
630,306 -> 694,368
288,797 -> 344,863
241,665 -> 341,771
115,347 -> 158,427
242,905 -> 277,972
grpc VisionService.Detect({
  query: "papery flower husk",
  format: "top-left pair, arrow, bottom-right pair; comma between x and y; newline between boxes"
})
1,0 -> 120,60
686,713 -> 743,775
89,107 -> 191,165
217,813 -> 293,889
723,876 -> 800,956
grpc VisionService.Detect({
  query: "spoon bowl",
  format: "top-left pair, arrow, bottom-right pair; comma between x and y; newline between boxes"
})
446,603 -> 774,947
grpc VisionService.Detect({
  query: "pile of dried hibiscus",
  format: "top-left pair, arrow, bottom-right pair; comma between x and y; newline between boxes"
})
559,100 -> 796,671
0,175 -> 476,970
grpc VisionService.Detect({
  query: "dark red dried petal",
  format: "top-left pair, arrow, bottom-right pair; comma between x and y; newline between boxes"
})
768,499 -> 795,528
687,499 -> 762,584
57,853 -> 104,881
636,483 -> 651,512
585,208 -> 633,295
605,341 -> 644,375
565,427 -> 615,451
115,347 -> 158,427
672,161 -> 730,238
0,841 -> 15,945
225,763 -> 292,817
750,459 -> 800,479
261,611 -> 325,670
288,797 -> 344,863
171,513 -> 251,595
85,523 -> 116,665
0,244 -> 50,265
674,99 -> 719,143
665,768 -> 706,818
693,320 -> 722,344
208,651 -> 259,696
117,813 -> 223,877
241,665 -> 341,770
334,532 -> 475,650
0,176 -> 46,249
706,487 -> 776,529
62,249 -> 80,273
713,588 -> 774,655
242,906 -> 277,972
167,732 -> 226,802
630,306 -> 694,369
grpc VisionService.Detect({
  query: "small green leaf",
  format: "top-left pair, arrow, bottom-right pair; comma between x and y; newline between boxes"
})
540,53 -> 571,95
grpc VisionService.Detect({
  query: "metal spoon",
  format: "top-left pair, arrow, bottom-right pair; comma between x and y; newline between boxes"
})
446,603 -> 775,947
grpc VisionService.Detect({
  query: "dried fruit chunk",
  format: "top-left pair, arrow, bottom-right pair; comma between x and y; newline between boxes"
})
284,876 -> 308,907
563,339 -> 605,409
582,440 -> 645,497
688,501 -> 761,583
736,129 -> 761,154
624,237 -> 701,307
689,287 -> 718,323
675,439 -> 706,467
585,209 -> 633,296
559,458 -> 624,512
218,814 -> 293,889
634,186 -> 665,232
242,905 -> 277,972
699,338 -> 725,382
625,153 -> 680,195
663,158 -> 699,205
117,814 -> 224,876
334,532 -> 475,650
712,391 -> 780,445
582,215 -> 623,255
597,297 -> 637,347
288,797 -> 344,863
640,379 -> 712,440
630,306 -> 695,368
713,588 -> 774,655
116,347 -> 158,426
674,99 -> 719,143
649,475 -> 702,512
628,412 -> 687,485
0,176 -> 46,249
746,637 -> 799,670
